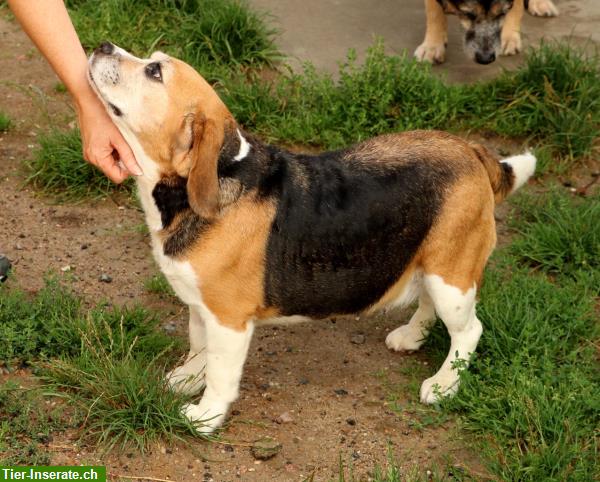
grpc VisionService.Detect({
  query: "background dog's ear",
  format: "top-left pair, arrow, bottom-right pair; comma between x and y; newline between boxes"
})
437,0 -> 458,14
186,114 -> 224,219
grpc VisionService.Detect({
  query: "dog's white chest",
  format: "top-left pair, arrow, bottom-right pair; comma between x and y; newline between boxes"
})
134,172 -> 203,307
151,236 -> 202,306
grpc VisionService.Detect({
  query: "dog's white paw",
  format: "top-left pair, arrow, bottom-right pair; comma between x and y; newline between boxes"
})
414,42 -> 446,64
385,325 -> 426,352
182,397 -> 229,434
501,31 -> 522,56
166,353 -> 206,395
528,0 -> 559,17
419,372 -> 460,404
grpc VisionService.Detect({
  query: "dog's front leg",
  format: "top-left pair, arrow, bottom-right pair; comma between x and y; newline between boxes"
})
182,313 -> 254,433
501,0 -> 524,56
166,307 -> 207,395
415,0 -> 448,64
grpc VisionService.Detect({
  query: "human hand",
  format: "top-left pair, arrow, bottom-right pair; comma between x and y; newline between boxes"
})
76,93 -> 142,182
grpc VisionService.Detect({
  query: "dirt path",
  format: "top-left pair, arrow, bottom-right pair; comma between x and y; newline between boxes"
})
0,15 -> 497,482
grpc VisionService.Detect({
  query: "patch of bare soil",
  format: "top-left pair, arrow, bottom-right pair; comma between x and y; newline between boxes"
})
4,13 -> 598,482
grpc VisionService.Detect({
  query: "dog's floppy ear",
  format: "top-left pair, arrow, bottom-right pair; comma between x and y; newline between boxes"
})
186,113 -> 224,219
437,0 -> 458,14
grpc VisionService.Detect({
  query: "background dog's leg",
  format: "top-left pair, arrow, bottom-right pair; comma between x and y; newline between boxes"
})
528,0 -> 559,17
501,0 -> 524,56
414,0 -> 448,64
419,275 -> 482,404
182,315 -> 254,433
166,307 -> 207,395
386,290 -> 436,352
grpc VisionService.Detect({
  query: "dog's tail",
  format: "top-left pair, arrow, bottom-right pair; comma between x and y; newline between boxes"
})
472,144 -> 536,204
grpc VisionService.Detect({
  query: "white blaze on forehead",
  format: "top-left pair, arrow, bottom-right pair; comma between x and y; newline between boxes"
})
234,129 -> 251,161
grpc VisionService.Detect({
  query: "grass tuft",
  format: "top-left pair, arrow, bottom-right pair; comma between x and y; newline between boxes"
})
41,316 -> 197,451
0,111 -> 11,132
474,41 -> 600,159
66,0 -> 279,75
0,277 -> 200,451
145,273 -> 176,298
508,188 -> 600,289
26,128 -> 132,200
0,382 -> 82,465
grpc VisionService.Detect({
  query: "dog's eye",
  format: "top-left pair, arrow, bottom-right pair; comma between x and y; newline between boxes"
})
145,62 -> 162,82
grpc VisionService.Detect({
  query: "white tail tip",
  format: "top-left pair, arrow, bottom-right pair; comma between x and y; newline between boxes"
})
501,151 -> 537,193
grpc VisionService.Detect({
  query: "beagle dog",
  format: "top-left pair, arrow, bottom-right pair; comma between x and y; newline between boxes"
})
88,42 -> 536,433
416,0 -> 559,64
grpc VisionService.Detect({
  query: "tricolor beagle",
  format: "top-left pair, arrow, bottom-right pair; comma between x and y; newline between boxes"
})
88,42 -> 536,433
416,0 -> 559,64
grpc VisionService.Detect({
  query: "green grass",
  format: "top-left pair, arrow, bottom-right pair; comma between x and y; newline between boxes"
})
411,189 -> 600,481
66,0 -> 279,78
509,188 -> 600,290
41,315 -> 198,451
0,382 -> 82,465
224,41 -> 599,160
0,277 -> 202,451
0,111 -> 11,132
145,272 -> 176,298
26,128 -> 133,200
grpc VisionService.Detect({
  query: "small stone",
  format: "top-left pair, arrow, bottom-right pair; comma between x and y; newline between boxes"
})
298,378 -> 309,385
81,244 -> 89,250
275,411 -> 293,424
250,437 -> 282,460
0,255 -> 11,283
350,333 -> 366,345
99,273 -> 112,283
334,388 -> 348,396
163,322 -> 177,334
346,418 -> 356,426
60,265 -> 72,272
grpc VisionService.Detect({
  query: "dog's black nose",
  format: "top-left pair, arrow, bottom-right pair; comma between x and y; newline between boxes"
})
96,41 -> 114,55
475,51 -> 496,65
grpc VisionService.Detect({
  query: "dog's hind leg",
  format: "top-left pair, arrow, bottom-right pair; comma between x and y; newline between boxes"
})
182,313 -> 254,433
419,274 -> 482,404
501,0 -> 524,56
416,176 -> 496,404
415,0 -> 448,64
166,307 -> 207,395
386,290 -> 436,352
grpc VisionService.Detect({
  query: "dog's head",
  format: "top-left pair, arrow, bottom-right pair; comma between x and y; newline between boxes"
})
88,42 -> 233,218
437,0 -> 514,64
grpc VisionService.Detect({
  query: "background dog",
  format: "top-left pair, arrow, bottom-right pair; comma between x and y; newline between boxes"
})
415,0 -> 559,64
88,42 -> 536,433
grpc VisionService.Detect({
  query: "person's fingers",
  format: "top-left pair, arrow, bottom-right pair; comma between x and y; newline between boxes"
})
94,151 -> 128,183
112,134 -> 142,176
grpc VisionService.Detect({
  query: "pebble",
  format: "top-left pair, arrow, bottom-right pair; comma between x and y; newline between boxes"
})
163,322 -> 177,334
346,418 -> 356,426
250,437 -> 282,460
60,265 -> 72,272
350,333 -> 366,345
99,273 -> 112,283
0,255 -> 11,283
275,411 -> 294,424
334,388 -> 348,396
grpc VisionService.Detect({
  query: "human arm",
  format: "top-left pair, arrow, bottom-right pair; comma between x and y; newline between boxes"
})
7,0 -> 141,181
